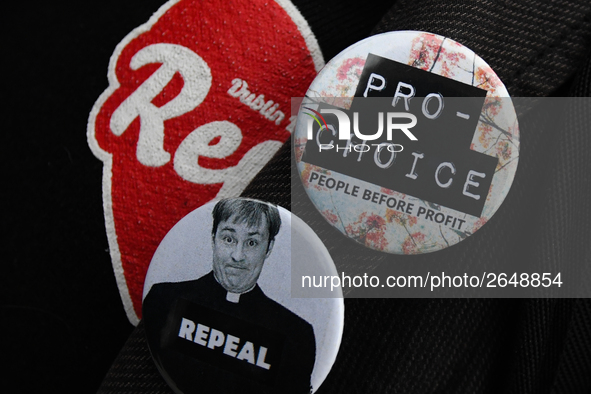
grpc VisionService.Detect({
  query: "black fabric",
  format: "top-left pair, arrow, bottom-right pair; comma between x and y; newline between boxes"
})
5,0 -> 591,393
293,0 -> 395,62
2,1 -> 167,392
373,0 -> 591,97
97,2 -> 591,393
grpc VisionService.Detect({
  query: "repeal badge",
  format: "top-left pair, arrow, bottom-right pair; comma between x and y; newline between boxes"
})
294,31 -> 519,254
142,198 -> 343,394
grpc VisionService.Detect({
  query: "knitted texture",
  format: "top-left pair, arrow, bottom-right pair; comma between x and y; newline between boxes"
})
97,322 -> 169,393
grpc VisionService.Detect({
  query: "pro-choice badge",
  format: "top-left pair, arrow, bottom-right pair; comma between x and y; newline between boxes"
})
143,198 -> 343,394
294,31 -> 519,254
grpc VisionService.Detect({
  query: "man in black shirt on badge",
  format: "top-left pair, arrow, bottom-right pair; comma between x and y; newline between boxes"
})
143,198 -> 316,394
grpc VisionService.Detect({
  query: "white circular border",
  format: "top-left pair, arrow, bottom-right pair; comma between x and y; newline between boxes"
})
143,199 -> 343,392
295,31 -> 520,254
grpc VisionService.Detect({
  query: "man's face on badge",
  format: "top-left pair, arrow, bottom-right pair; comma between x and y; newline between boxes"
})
212,214 -> 274,293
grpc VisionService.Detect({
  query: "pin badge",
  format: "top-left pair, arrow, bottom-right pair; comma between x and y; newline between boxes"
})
294,31 -> 519,254
142,198 -> 343,394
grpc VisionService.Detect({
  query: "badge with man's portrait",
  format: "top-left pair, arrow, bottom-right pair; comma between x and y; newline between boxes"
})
142,198 -> 343,394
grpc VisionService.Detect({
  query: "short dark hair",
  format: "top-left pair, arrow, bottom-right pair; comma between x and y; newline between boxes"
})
211,198 -> 281,245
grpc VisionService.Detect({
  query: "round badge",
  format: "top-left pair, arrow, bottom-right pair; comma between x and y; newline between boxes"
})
294,30 -> 519,254
142,198 -> 343,394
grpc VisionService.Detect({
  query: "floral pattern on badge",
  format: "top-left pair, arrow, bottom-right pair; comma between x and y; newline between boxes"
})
295,31 -> 519,254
